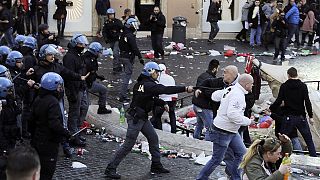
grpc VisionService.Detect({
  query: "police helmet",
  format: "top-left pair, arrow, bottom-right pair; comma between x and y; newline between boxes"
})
107,8 -> 115,14
125,18 -> 139,30
0,65 -> 11,79
15,35 -> 27,45
6,51 -> 23,67
142,62 -> 161,76
88,42 -> 103,56
0,46 -> 11,56
38,24 -> 49,32
70,33 -> 89,48
39,44 -> 61,59
0,77 -> 14,98
23,36 -> 37,50
40,72 -> 64,91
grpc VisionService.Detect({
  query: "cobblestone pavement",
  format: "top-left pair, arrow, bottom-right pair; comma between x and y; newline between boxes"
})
53,37 -> 320,179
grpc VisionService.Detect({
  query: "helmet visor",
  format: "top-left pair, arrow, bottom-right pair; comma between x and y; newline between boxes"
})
77,36 -> 89,47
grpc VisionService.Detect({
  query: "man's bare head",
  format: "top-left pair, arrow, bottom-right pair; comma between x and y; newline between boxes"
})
223,65 -> 238,84
238,74 -> 254,92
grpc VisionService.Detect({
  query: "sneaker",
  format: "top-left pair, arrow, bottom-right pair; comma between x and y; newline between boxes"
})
69,137 -> 86,147
104,168 -> 121,179
150,164 -> 170,175
78,135 -> 86,142
97,107 -> 112,114
207,39 -> 216,44
236,37 -> 241,42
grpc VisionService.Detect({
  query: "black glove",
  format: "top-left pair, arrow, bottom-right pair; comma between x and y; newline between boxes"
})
139,58 -> 145,65
97,75 -> 105,81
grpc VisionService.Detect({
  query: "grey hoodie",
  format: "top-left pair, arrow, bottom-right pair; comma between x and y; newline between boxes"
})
241,1 -> 253,21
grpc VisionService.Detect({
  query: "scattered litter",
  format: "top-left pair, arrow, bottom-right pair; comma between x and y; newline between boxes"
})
223,45 -> 236,51
208,50 -> 221,56
194,152 -> 211,165
144,50 -> 155,59
224,49 -> 234,57
71,162 -> 87,168
236,56 -> 246,62
170,51 -> 178,55
179,66 -> 186,69
98,62 -> 102,65
185,55 -> 194,59
292,168 -> 303,174
107,84 -> 114,88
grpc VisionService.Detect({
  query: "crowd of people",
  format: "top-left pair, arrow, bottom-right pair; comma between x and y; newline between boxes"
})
0,0 -> 318,180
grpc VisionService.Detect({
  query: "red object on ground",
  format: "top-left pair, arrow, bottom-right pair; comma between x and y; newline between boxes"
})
186,111 -> 196,118
178,117 -> 185,123
80,121 -> 91,129
245,55 -> 254,74
259,122 -> 271,128
144,52 -> 154,59
224,50 -> 234,57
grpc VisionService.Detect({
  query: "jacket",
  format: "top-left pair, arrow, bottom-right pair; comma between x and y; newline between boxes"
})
285,3 -> 300,25
301,10 -> 317,32
63,47 -> 86,99
95,0 -> 110,16
102,18 -> 124,43
212,83 -> 252,133
20,46 -> 37,71
130,74 -> 186,115
36,33 -> 59,50
244,141 -> 292,180
158,71 -> 178,102
262,3 -> 275,19
54,0 -> 67,18
248,5 -> 267,29
271,18 -> 288,38
119,28 -> 142,60
82,51 -> 101,88
207,1 -> 221,22
0,7 -> 13,31
148,12 -> 166,34
37,0 -> 48,13
241,2 -> 253,21
31,89 -> 70,144
192,71 -> 222,111
270,79 -> 313,118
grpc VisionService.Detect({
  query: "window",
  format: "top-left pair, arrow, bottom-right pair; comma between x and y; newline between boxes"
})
140,0 -> 156,5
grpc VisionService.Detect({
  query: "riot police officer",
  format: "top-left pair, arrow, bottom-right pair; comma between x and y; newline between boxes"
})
0,45 -> 11,65
118,17 -> 144,102
102,8 -> 123,74
31,72 -> 71,180
63,34 -> 89,147
104,62 -> 194,179
83,42 -> 112,114
12,35 -> 26,51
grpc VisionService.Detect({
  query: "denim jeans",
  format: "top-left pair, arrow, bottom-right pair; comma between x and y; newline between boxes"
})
193,105 -> 214,140
209,22 -> 219,40
280,115 -> 317,157
287,24 -> 299,45
197,127 -> 246,180
89,81 -> 107,107
119,57 -> 133,99
97,15 -> 107,34
0,27 -> 15,48
250,25 -> 262,46
108,114 -> 161,169
67,90 -> 88,133
291,137 -> 303,151
151,32 -> 164,58
110,41 -> 121,70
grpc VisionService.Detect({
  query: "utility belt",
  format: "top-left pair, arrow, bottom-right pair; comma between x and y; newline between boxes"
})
127,106 -> 148,124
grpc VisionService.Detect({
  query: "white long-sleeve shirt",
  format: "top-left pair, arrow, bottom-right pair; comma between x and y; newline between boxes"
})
158,72 -> 178,102
211,83 -> 251,133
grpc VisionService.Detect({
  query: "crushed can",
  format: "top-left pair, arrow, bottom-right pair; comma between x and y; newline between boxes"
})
77,148 -> 84,156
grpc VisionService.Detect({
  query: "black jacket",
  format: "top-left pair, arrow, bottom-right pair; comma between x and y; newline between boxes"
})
54,0 -> 67,18
63,47 -> 86,100
37,0 -> 48,13
270,79 -> 313,118
130,74 -> 186,115
248,5 -> 267,29
119,28 -> 142,60
192,71 -> 217,110
82,51 -> 100,88
272,18 -> 288,38
95,0 -> 110,15
20,46 -> 37,71
31,89 -> 70,144
148,12 -> 166,34
36,33 -> 59,50
102,18 -> 123,43
0,7 -> 13,31
207,1 -> 221,22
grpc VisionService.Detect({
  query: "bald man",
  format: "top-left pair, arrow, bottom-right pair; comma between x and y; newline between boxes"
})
197,74 -> 255,180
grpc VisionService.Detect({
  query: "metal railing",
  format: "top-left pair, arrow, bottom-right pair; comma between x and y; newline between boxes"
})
304,80 -> 320,91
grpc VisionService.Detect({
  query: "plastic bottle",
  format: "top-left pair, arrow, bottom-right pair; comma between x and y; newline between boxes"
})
282,153 -> 291,180
119,106 -> 125,124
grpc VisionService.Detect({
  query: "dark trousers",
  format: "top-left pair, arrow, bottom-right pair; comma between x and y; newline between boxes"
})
151,101 -> 177,133
236,21 -> 247,40
119,57 -> 133,99
280,115 -> 317,157
108,114 -> 161,169
287,24 -> 299,45
209,21 -> 219,40
37,12 -> 48,25
274,37 -> 287,60
57,17 -> 66,37
13,17 -> 25,35
301,32 -> 315,46
25,12 -> 37,34
151,32 -> 164,58
33,141 -> 59,180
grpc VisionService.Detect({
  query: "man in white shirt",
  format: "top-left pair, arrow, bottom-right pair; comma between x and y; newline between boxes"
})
197,74 -> 255,180
151,64 -> 178,133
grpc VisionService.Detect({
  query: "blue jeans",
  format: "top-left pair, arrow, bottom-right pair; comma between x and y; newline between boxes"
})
287,24 -> 299,45
119,57 -> 133,99
209,22 -> 219,40
89,81 -> 107,107
197,127 -> 246,180
193,105 -> 214,140
110,41 -> 121,70
291,137 -> 303,151
250,25 -> 262,46
0,27 -> 14,48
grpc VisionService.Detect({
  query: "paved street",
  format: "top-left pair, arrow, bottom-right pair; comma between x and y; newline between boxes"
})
53,36 -> 320,179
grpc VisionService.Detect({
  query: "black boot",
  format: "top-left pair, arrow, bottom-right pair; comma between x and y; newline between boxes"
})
150,162 -> 170,175
104,168 -> 121,179
69,136 -> 86,147
97,106 -> 112,114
